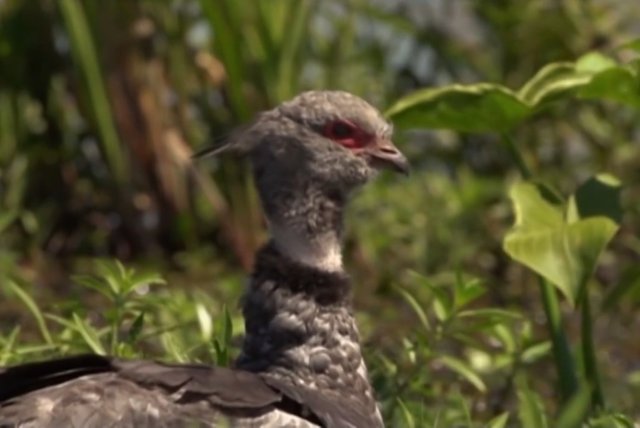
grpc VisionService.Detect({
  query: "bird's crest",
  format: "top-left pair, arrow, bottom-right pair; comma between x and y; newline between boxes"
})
192,120 -> 261,160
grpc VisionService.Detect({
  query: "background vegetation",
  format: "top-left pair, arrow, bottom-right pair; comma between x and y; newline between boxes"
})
1,0 -> 639,426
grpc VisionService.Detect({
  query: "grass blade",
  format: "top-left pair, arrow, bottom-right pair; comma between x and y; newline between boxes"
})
199,0 -> 249,120
5,280 -> 53,346
59,0 -> 128,183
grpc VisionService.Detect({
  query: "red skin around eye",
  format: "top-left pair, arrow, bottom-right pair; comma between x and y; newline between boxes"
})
322,120 -> 372,149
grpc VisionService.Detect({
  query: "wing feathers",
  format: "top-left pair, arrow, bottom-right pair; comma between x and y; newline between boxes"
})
0,355 -> 376,427
113,359 -> 281,408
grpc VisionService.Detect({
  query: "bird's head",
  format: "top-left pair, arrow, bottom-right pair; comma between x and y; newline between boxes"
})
268,90 -> 409,182
197,90 -> 408,197
196,91 -> 408,270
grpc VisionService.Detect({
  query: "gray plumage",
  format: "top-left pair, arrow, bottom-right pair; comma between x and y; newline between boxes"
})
0,91 -> 407,427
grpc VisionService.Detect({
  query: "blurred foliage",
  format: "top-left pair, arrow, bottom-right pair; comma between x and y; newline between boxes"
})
1,0 -> 640,425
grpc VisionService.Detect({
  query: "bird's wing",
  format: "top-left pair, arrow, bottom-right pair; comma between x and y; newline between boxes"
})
0,354 -> 313,428
263,376 -> 384,428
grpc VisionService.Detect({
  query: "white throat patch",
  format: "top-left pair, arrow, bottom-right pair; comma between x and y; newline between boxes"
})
271,223 -> 343,272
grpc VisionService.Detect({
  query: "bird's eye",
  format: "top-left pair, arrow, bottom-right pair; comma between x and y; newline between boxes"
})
322,119 -> 369,149
324,120 -> 358,140
329,121 -> 354,138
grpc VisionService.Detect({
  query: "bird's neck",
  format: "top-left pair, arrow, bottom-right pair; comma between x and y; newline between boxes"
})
270,224 -> 343,272
267,185 -> 346,272
236,243 -> 375,403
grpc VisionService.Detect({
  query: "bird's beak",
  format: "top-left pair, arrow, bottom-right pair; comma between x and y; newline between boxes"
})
367,138 -> 410,175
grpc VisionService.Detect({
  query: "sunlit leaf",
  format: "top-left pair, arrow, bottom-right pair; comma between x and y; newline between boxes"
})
438,355 -> 486,393
72,313 -> 106,355
579,68 -> 640,108
196,303 -> 213,342
385,84 -> 530,133
386,51 -> 640,136
521,340 -> 552,364
504,181 -> 620,304
487,412 -> 510,428
518,62 -> 592,107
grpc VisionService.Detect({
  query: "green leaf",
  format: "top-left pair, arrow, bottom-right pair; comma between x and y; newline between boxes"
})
73,274 -> 115,300
0,325 -> 20,364
71,313 -> 106,355
503,181 -> 620,304
127,312 -> 145,344
555,384 -> 591,428
572,174 -> 623,223
5,280 -> 53,346
385,51 -> 640,136
438,355 -> 486,393
385,84 -> 531,133
396,398 -> 416,428
45,313 -> 106,355
588,412 -> 635,428
397,288 -> 430,332
521,340 -> 552,364
579,66 -> 640,108
214,305 -> 234,366
575,52 -> 618,73
127,271 -> 166,295
517,62 -> 592,107
196,303 -> 214,342
457,308 -> 521,327
517,378 -> 549,428
453,276 -> 486,309
432,295 -> 450,322
487,412 -> 510,428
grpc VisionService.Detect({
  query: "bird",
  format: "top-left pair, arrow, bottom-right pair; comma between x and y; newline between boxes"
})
0,90 -> 409,428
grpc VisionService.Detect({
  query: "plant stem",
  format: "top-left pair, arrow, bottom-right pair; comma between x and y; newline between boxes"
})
580,289 -> 605,409
502,133 -> 532,180
540,277 -> 578,401
502,133 -> 578,402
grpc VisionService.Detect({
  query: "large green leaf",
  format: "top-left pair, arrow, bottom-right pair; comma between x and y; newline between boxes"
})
503,178 -> 620,304
517,62 -> 591,107
384,84 -> 530,133
578,66 -> 640,109
386,51 -> 640,132
571,174 -> 623,223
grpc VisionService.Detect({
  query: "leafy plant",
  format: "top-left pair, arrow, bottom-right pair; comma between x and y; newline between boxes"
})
1,1 -> 639,425
384,43 -> 639,422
